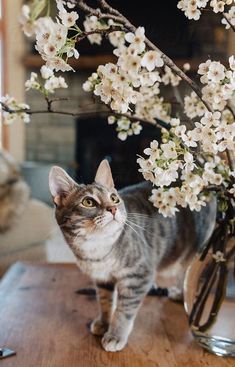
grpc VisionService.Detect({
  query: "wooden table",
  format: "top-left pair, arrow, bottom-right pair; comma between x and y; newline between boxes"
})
0,262 -> 234,367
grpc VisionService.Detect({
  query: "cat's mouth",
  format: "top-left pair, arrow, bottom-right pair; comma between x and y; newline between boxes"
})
94,215 -> 125,230
103,217 -> 121,226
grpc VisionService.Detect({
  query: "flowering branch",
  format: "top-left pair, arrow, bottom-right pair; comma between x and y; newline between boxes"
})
222,12 -> 235,32
201,8 -> 235,31
77,0 -> 211,112
76,0 -> 235,172
0,99 -> 169,130
75,25 -> 124,42
4,0 -> 235,218
71,0 -> 125,23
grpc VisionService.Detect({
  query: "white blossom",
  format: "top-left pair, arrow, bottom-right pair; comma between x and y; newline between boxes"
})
162,66 -> 181,86
222,6 -> 235,29
207,61 -> 226,83
132,121 -> 143,135
161,141 -> 178,159
144,140 -> 160,160
46,57 -> 74,72
25,72 -> 40,90
229,184 -> 235,197
229,55 -> 235,71
59,10 -> 79,27
108,116 -> 116,125
201,111 -> 221,127
125,27 -> 145,54
212,251 -> 226,263
184,152 -> 196,172
184,92 -> 206,118
83,15 -> 107,45
178,0 -> 234,30
40,65 -> 54,79
141,51 -> 164,71
183,62 -> 191,71
1,95 -> 30,124
44,75 -> 68,93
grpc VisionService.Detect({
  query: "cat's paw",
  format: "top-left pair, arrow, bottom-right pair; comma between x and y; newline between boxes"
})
90,318 -> 109,336
102,332 -> 127,352
168,286 -> 183,302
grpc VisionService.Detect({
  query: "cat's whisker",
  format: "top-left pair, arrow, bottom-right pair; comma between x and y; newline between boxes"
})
127,213 -> 151,220
126,217 -> 146,224
127,212 -> 150,217
125,219 -> 146,231
124,221 -> 145,241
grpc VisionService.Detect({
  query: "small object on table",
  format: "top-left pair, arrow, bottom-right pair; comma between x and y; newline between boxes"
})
147,286 -> 168,297
75,287 -> 96,296
0,347 -> 16,359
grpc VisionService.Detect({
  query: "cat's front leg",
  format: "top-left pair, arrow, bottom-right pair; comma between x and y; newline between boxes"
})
90,281 -> 114,336
102,278 -> 151,352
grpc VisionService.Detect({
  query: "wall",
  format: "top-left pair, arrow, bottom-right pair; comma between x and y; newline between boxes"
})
25,71 -> 103,167
4,0 -> 26,162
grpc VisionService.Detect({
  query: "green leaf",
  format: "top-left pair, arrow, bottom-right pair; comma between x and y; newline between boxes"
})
31,0 -> 47,21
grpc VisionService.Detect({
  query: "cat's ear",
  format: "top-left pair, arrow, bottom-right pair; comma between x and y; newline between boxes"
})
49,166 -> 76,206
94,160 -> 114,189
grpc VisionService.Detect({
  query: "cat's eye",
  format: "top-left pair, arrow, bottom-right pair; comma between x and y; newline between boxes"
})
82,197 -> 97,208
110,193 -> 120,204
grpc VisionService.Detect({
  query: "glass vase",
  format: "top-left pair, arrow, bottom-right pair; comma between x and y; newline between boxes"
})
184,226 -> 235,357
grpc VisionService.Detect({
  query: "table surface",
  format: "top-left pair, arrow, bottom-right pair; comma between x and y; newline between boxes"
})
0,262 -> 234,367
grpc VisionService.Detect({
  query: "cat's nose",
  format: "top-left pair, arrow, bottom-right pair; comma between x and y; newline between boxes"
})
107,206 -> 117,216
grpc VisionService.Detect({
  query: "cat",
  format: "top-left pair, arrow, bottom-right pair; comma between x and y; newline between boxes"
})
49,159 -> 216,352
0,150 -> 30,233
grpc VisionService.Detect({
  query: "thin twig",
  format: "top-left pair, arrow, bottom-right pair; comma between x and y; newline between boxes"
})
226,149 -> 235,173
113,112 -> 170,130
76,25 -> 124,43
222,12 -> 235,32
0,101 -> 169,130
227,103 -> 235,119
76,0 -> 124,22
98,0 -> 121,16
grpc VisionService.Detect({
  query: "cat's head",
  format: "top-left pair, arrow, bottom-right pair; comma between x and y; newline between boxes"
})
49,160 -> 126,242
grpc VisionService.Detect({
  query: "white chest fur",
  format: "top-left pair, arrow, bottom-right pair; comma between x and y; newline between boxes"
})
73,228 -> 121,282
77,256 -> 117,281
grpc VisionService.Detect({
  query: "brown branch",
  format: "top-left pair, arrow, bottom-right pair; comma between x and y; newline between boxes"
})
112,112 -> 170,130
76,25 -> 124,43
227,103 -> 235,118
76,0 -> 124,23
98,0 -> 121,16
0,101 -> 169,130
226,149 -> 235,173
225,105 -> 235,172
222,12 -> 235,32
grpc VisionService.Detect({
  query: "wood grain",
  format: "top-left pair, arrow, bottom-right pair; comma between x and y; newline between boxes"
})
22,54 -> 228,73
22,54 -> 117,71
0,262 -> 234,367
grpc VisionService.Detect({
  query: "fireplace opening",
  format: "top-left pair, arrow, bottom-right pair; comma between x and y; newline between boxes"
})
75,116 -> 161,189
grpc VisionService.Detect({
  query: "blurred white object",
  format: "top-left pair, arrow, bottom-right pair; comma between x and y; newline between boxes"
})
0,199 -> 54,275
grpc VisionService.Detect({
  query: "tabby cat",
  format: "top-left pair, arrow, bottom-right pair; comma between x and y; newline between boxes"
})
49,160 -> 216,352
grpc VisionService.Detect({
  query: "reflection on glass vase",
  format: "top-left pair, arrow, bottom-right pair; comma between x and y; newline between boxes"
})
184,218 -> 235,357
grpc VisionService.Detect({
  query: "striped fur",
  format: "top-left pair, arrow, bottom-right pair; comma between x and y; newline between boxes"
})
49,160 -> 216,352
